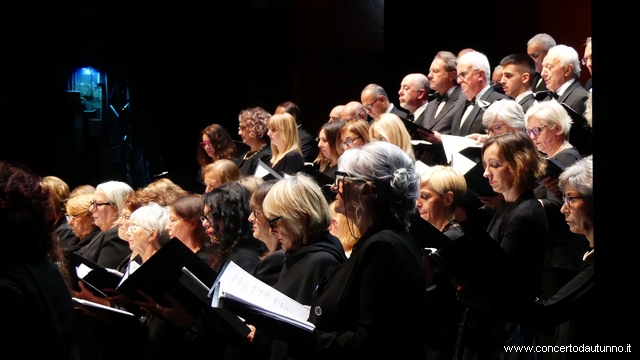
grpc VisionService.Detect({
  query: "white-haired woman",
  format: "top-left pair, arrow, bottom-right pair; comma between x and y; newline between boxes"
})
284,141 -> 428,359
76,180 -> 134,268
126,203 -> 171,264
466,99 -> 526,144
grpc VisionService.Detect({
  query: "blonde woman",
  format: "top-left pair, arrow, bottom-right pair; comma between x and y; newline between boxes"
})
202,159 -> 242,193
369,113 -> 416,160
337,119 -> 370,155
267,113 -> 304,176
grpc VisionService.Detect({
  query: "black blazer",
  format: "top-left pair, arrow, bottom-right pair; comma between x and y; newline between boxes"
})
421,85 -> 464,134
271,150 -> 304,176
451,87 -> 508,136
518,93 -> 536,113
75,226 -> 131,269
389,104 -> 409,119
532,72 -> 548,93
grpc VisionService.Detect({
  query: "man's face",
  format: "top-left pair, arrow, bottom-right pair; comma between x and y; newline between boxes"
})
456,63 -> 483,100
527,42 -> 547,73
428,58 -> 455,94
583,41 -> 592,76
360,90 -> 387,120
492,69 -> 503,87
541,55 -> 569,92
500,64 -> 529,98
398,76 -> 422,112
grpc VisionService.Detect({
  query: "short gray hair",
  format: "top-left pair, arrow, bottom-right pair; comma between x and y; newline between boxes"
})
338,141 -> 419,225
362,83 -> 387,98
528,33 -> 556,51
524,101 -> 573,137
458,51 -> 491,83
129,202 -> 170,233
96,180 -> 134,215
482,99 -> 525,131
559,155 -> 592,197
435,51 -> 458,72
547,45 -> 581,78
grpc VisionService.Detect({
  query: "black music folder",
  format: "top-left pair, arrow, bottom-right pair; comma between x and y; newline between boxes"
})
67,252 -> 123,297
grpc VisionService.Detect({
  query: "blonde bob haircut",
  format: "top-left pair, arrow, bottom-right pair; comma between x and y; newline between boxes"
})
419,165 -> 467,209
66,193 -> 94,217
262,173 -> 332,249
268,113 -> 301,165
203,159 -> 242,185
369,113 -> 415,160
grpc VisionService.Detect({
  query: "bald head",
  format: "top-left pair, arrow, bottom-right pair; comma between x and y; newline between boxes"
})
329,105 -> 345,121
340,101 -> 367,121
457,48 -> 476,58
398,73 -> 430,114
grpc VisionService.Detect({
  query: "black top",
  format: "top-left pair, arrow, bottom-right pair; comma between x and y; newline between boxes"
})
487,190 -> 549,297
298,126 -> 319,163
271,150 -> 304,176
54,217 -> 79,250
252,249 -> 286,286
65,227 -> 101,253
235,145 -> 272,176
75,226 -> 132,269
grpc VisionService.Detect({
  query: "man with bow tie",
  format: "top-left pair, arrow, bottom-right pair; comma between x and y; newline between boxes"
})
419,51 -> 465,144
450,51 -> 507,137
540,44 -> 591,155
527,33 -> 556,93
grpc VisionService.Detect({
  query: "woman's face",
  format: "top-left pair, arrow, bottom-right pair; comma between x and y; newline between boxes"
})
482,143 -> 515,195
268,216 -> 297,251
267,126 -> 283,151
117,208 -> 132,240
318,129 -> 332,159
238,121 -> 254,144
340,130 -> 365,151
68,212 -> 94,239
560,184 -> 593,238
416,181 -> 449,225
487,120 -> 518,137
526,115 -> 561,155
167,208 -> 191,242
204,171 -> 222,193
331,173 -> 359,222
370,128 -> 388,142
127,222 -> 152,254
201,204 -> 215,239
90,189 -> 119,232
202,134 -> 215,158
248,208 -> 271,242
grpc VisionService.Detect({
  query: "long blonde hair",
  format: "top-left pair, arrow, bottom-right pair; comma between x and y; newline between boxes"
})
268,113 -> 301,165
369,113 -> 415,160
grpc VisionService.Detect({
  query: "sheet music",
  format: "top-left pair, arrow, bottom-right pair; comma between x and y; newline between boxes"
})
441,134 -> 482,164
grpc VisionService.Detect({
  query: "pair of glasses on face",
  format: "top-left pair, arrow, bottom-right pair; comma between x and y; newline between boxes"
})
199,141 -> 212,148
485,123 -> 506,135
456,69 -> 479,81
525,124 -> 555,137
562,195 -> 592,208
340,136 -> 361,149
267,216 -> 282,231
128,224 -> 152,233
364,97 -> 381,111
168,219 -> 184,228
199,211 -> 215,224
90,200 -> 112,210
66,212 -> 90,222
332,171 -> 374,192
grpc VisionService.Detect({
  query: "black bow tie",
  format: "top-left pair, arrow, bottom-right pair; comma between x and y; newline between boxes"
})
406,113 -> 415,122
534,90 -> 559,101
465,98 -> 476,108
435,92 -> 449,102
549,91 -> 560,100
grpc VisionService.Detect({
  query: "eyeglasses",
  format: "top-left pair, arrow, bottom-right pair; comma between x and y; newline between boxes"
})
199,141 -> 212,148
525,124 -> 555,137
118,213 -> 131,222
90,200 -> 112,209
364,97 -> 381,111
339,136 -> 362,149
66,212 -> 90,222
563,195 -> 592,208
580,56 -> 592,66
168,218 -> 184,228
373,135 -> 387,142
456,69 -> 480,81
267,216 -> 282,231
485,123 -> 506,135
332,171 -> 374,192
199,211 -> 214,224
128,224 -> 152,233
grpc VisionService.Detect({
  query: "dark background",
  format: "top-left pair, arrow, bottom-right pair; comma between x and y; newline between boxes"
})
4,0 -> 638,351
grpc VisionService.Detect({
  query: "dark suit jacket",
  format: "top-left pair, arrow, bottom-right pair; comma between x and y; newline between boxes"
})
421,85 -> 464,134
532,72 -> 548,93
518,93 -> 536,113
298,126 -> 318,163
451,87 -> 508,136
389,104 -> 409,119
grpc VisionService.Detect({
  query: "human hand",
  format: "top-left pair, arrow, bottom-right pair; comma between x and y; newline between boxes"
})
478,194 -> 504,209
74,281 -> 111,307
417,129 -> 442,144
542,177 -> 561,198
465,133 -> 488,144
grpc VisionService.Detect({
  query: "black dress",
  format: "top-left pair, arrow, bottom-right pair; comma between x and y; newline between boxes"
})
75,226 -> 132,269
235,146 -> 272,176
271,151 -> 304,176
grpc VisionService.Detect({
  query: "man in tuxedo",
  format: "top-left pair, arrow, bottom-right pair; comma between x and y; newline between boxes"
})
339,101 -> 367,122
275,101 -> 319,163
398,73 -> 430,125
541,44 -> 591,155
360,84 -> 408,121
583,37 -> 592,91
499,54 -> 536,112
527,33 -> 556,93
450,51 -> 507,137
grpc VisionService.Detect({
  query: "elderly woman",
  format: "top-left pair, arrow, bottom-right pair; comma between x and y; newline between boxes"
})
466,99 -> 526,144
76,181 -> 133,269
267,113 -> 304,176
126,203 -> 170,264
337,118 -> 370,155
525,101 -> 579,165
315,120 -> 345,179
236,107 -> 273,175
281,141 -> 428,359
369,113 -> 416,160
65,192 -> 101,252
0,162 -> 75,358
202,159 -> 242,193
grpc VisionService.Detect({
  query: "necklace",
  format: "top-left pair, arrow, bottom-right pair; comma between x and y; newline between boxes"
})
243,144 -> 266,161
442,219 -> 459,233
